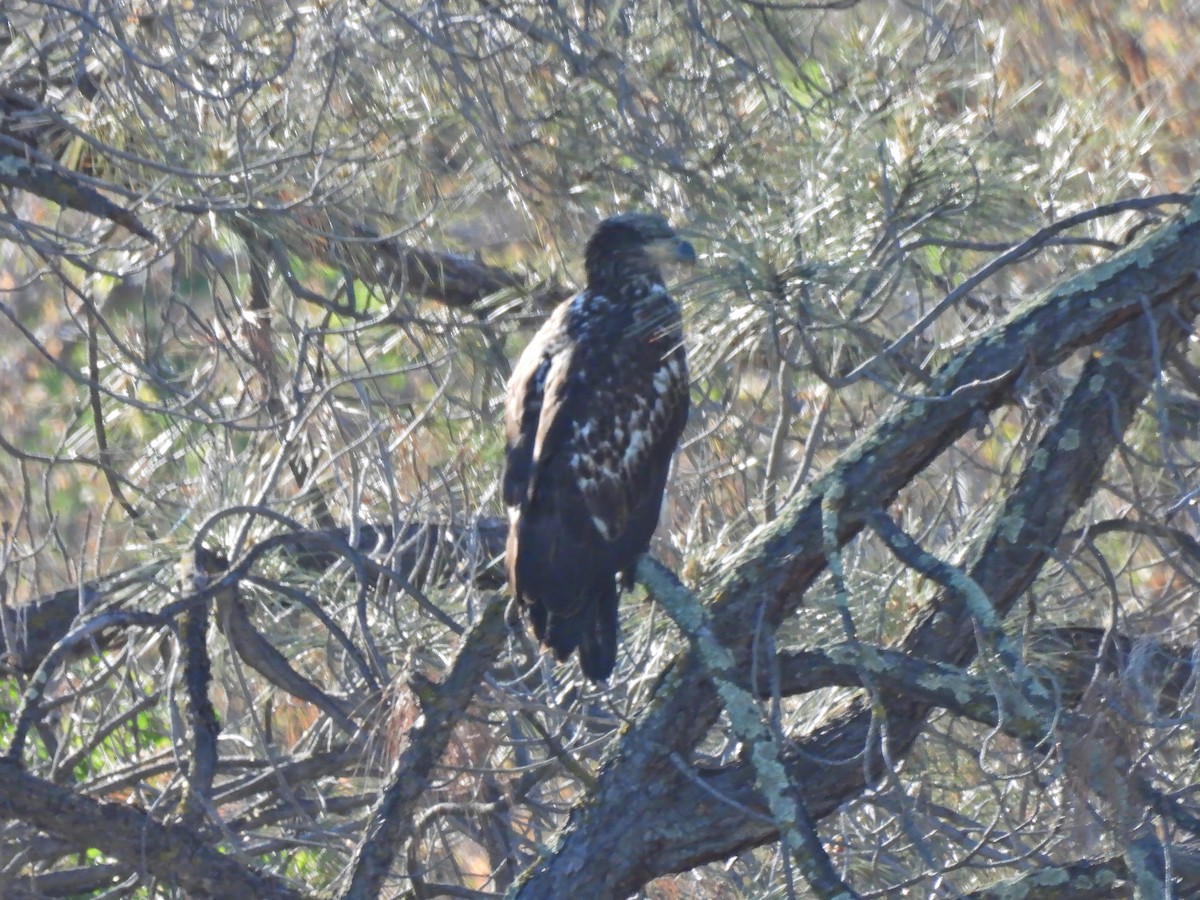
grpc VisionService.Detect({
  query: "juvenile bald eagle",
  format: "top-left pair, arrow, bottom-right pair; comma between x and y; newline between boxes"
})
503,213 -> 694,681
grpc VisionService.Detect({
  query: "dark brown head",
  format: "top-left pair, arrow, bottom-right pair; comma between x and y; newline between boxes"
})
583,212 -> 696,290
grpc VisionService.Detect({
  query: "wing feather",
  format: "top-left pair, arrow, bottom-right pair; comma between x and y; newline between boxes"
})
503,303 -> 570,509
572,349 -> 688,540
504,289 -> 688,558
530,346 -> 578,489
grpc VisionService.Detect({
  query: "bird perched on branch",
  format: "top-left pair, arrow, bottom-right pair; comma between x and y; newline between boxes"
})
503,212 -> 695,681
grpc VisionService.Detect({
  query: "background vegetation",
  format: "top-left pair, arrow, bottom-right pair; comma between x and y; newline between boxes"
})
3,1 -> 1200,897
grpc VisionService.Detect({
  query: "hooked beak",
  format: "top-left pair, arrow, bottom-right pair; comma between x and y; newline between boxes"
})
647,235 -> 697,267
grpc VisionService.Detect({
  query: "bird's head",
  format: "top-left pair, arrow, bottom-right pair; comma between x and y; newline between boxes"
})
584,212 -> 696,287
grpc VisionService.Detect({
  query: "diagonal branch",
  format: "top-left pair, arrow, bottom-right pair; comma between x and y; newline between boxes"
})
239,208 -> 570,314
638,557 -> 858,899
0,154 -> 156,242
0,758 -> 305,900
768,626 -> 1196,726
632,274 -> 1192,883
960,849 -> 1200,899
340,598 -> 510,900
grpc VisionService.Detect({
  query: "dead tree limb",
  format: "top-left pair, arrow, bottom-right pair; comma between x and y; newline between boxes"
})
0,758 -> 306,900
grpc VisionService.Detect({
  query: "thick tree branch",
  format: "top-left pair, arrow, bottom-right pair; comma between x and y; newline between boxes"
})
627,281 -> 1192,881
638,557 -> 858,899
1,519 -> 507,677
0,154 -> 156,242
959,848 -> 1200,899
0,758 -> 305,899
770,626 -> 1194,724
236,208 -> 570,314
176,549 -> 223,825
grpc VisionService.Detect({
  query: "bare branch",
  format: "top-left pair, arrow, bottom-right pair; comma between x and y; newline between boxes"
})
0,759 -> 306,900
342,599 -> 509,899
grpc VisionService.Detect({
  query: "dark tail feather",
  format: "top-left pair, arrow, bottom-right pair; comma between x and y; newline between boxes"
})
540,575 -> 619,681
542,601 -> 588,663
509,514 -> 549,644
510,502 -> 620,680
578,578 -> 618,681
